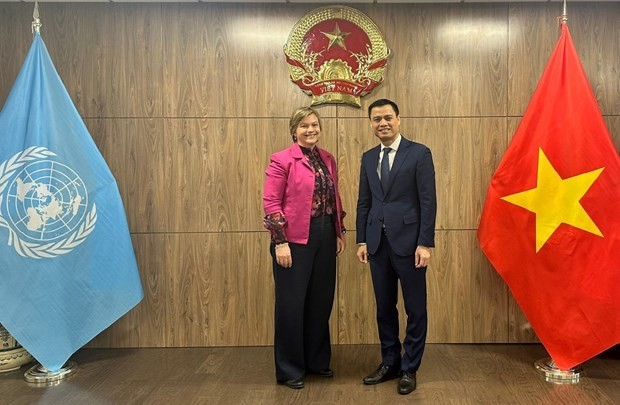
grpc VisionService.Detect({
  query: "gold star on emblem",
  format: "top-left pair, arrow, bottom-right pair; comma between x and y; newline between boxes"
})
501,148 -> 604,252
321,23 -> 350,50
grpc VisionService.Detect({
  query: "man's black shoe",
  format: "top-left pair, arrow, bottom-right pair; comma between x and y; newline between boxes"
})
317,368 -> 334,377
362,365 -> 400,385
277,378 -> 304,389
397,372 -> 416,395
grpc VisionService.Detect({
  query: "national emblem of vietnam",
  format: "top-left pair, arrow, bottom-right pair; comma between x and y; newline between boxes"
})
284,6 -> 390,108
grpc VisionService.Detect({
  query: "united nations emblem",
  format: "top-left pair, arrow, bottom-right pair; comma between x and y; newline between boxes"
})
0,146 -> 97,259
284,6 -> 390,108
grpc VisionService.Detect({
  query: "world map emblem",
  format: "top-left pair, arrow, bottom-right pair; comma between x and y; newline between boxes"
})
0,146 -> 97,259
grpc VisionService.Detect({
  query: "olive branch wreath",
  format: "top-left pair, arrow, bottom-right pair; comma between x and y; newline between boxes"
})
0,146 -> 97,259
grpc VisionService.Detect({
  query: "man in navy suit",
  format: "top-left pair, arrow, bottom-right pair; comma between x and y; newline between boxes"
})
356,99 -> 437,395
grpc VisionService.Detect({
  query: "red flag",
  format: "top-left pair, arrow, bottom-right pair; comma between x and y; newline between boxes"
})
478,21 -> 620,369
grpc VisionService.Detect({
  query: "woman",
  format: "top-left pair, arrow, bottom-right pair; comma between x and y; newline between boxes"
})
263,107 -> 346,389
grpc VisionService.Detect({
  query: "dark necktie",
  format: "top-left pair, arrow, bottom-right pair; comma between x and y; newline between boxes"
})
381,147 -> 392,193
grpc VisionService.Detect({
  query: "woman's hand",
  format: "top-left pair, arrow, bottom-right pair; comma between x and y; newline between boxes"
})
336,237 -> 345,256
275,243 -> 292,268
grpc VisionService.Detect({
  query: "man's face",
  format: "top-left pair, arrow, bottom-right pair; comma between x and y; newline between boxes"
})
369,104 -> 400,146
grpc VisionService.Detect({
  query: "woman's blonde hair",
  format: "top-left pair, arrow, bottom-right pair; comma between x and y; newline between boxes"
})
289,107 -> 321,142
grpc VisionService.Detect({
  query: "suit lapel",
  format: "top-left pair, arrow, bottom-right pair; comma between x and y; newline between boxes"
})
291,142 -> 312,170
317,147 -> 334,175
366,146 -> 383,197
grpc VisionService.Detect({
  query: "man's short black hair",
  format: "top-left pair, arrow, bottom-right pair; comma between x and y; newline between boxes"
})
368,99 -> 400,118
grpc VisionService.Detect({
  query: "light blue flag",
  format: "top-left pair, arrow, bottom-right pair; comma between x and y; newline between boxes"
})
0,32 -> 143,371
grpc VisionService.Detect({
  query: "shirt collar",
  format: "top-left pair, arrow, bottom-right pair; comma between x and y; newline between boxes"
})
381,134 -> 402,152
299,144 -> 319,157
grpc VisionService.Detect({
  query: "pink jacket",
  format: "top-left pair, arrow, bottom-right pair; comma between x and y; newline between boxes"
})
263,143 -> 345,244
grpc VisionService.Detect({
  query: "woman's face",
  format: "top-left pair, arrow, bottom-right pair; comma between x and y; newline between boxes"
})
294,114 -> 321,149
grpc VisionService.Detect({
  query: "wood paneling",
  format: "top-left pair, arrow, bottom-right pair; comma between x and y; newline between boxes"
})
605,116 -> 620,152
428,231 -> 509,343
40,4 -> 163,118
339,3 -> 508,118
88,118 -> 166,233
0,5 -> 32,110
165,232 -> 275,347
162,3 -> 337,118
509,3 -> 620,116
569,4 -> 620,116
336,242 -> 380,345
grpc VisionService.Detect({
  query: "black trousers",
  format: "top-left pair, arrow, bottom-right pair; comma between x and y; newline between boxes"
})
369,230 -> 428,373
271,215 -> 337,381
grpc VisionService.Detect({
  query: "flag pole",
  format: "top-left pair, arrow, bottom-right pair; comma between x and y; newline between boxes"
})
532,0 -> 584,384
20,2 -> 79,384
561,0 -> 568,23
0,0 -> 39,376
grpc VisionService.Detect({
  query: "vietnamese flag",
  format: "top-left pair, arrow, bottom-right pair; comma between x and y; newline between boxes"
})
478,21 -> 620,370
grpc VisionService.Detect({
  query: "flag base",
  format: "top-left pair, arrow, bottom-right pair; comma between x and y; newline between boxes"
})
24,361 -> 78,385
534,357 -> 581,384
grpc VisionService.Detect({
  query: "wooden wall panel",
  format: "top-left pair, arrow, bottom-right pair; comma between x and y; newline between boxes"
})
336,242 -> 380,345
165,232 -> 275,347
89,234 -> 167,348
161,3 -> 337,118
88,118 -> 166,233
508,3 -> 620,116
605,116 -> 620,152
428,231 -> 509,343
164,117 -> 337,233
339,4 -> 508,118
507,4 -> 558,117
39,4 -> 163,118
570,4 -> 620,116
0,5 -> 32,110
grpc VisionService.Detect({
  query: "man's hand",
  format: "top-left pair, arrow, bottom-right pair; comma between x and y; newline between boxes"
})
415,245 -> 431,268
357,244 -> 369,264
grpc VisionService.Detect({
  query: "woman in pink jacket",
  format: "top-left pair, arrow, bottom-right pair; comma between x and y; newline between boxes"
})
263,107 -> 346,389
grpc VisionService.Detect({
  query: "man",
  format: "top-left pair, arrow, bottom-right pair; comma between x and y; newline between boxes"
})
356,99 -> 437,395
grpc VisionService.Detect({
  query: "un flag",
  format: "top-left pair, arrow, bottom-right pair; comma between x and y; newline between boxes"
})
0,32 -> 143,371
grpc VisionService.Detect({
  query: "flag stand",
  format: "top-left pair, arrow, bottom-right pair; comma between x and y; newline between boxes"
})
534,357 -> 581,384
24,361 -> 78,385
531,0 -> 582,386
17,3 -> 81,386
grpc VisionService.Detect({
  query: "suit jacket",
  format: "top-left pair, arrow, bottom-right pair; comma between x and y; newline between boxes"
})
356,136 -> 436,256
264,142 -> 345,244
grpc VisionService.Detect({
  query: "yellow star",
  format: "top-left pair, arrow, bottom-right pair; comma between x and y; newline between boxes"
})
321,23 -> 350,50
501,148 -> 604,252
